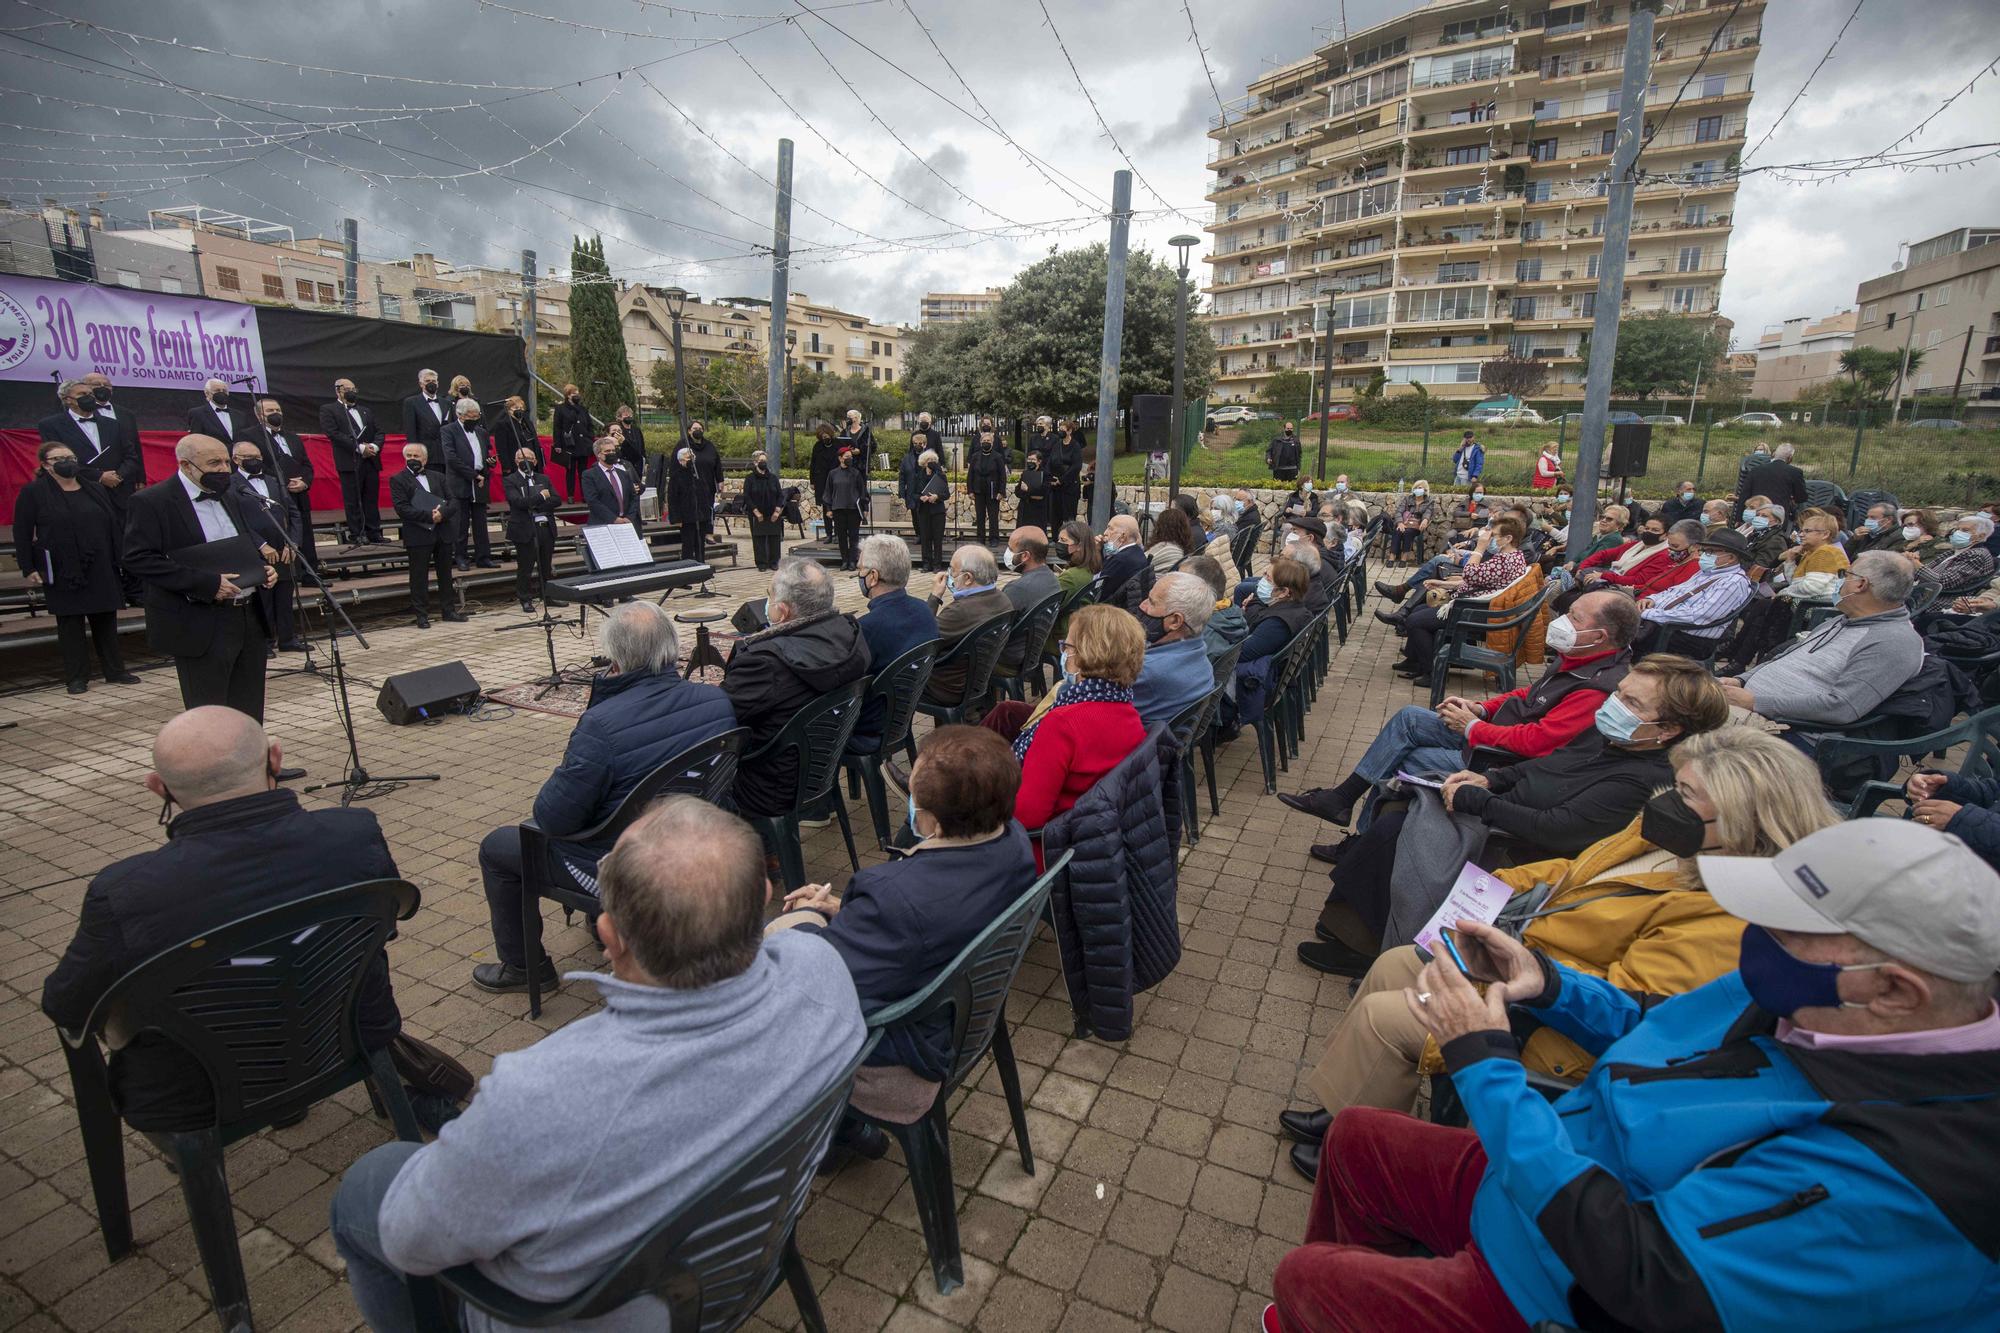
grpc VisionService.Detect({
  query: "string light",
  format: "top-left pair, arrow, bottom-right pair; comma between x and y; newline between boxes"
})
1739,0 -> 1862,166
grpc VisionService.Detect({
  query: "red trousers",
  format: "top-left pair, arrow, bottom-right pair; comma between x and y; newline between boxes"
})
1272,1108 -> 1528,1333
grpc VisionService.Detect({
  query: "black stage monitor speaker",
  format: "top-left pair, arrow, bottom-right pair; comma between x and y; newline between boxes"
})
1131,394 -> 1172,453
377,660 -> 480,725
732,597 -> 770,635
1608,422 -> 1653,478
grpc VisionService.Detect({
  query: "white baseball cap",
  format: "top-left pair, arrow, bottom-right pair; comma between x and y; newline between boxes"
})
1700,821 -> 2000,983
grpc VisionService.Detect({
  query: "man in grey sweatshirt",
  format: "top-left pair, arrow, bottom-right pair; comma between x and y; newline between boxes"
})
330,797 -> 864,1332
1720,550 -> 1925,731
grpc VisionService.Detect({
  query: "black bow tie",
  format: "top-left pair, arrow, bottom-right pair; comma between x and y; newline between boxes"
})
195,491 -> 220,502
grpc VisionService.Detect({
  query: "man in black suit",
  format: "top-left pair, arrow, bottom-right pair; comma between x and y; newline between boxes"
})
186,377 -> 248,445
230,439 -> 306,655
388,443 -> 464,628
1742,441 -> 1809,519
550,382 -> 595,499
39,377 -> 146,599
439,397 -> 498,570
581,436 -> 644,529
40,707 -> 455,1133
123,435 -> 283,722
402,368 -> 448,453
503,445 -> 561,612
241,397 -> 319,575
318,377 -> 384,546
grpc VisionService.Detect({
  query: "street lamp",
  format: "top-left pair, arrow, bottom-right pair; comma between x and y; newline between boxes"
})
661,285 -> 690,446
784,328 -> 798,464
1168,234 -> 1200,499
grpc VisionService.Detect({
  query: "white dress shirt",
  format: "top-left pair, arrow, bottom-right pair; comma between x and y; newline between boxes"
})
69,412 -> 103,460
210,405 -> 234,437
179,469 -> 242,543
521,468 -> 550,523
424,394 -> 443,422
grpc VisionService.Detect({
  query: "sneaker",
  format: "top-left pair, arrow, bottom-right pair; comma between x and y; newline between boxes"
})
470,959 -> 560,994
1296,938 -> 1378,977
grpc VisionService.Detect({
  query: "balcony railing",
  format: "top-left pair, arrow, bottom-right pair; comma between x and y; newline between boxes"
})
1208,88 -> 1316,133
1535,73 -> 1753,121
1538,28 -> 1759,78
1212,156 -> 1305,192
1216,227 -> 1292,256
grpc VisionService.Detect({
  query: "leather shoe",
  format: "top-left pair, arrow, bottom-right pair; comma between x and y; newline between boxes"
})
471,959 -> 559,994
474,560 -> 501,569
1297,938 -> 1378,976
274,766 -> 308,783
442,611 -> 469,623
414,614 -> 432,629
1278,1106 -> 1332,1145
277,639 -> 309,653
520,600 -> 536,613
1375,608 -> 1407,628
1278,787 -> 1357,826
1373,579 -> 1404,599
108,673 -> 141,685
66,680 -> 87,695
1309,841 -> 1344,865
1289,1140 -> 1322,1182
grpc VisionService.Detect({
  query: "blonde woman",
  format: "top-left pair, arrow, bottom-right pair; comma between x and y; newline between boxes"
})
1278,727 -> 1839,1177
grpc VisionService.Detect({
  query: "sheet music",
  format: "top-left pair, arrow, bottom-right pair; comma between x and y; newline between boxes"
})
580,523 -> 652,571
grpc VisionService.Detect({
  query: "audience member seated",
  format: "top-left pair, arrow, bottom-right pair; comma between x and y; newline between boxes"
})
1906,767 -> 2000,872
42,708 -> 453,1131
1204,492 -> 1238,548
997,526 -> 1060,672
1375,504 -> 1497,602
1133,572 -> 1217,725
1717,548 -> 1924,737
1223,555 -> 1317,734
1700,497 -> 1734,534
1634,527 -> 1754,656
1146,504 -> 1195,575
726,558 -> 872,815
1849,501 -> 1902,556
1388,483 -> 1433,564
1054,520 -> 1101,637
1658,478 -> 1704,526
1382,514 -> 1528,684
1013,605 -> 1147,859
1091,514 -> 1152,613
475,603 -> 737,994
775,726 -> 1037,1155
921,544 -> 1013,704
1569,504 -> 1631,566
1300,656 -> 1730,975
1278,728 -> 1837,1174
1289,536 -> 1334,614
850,534 -> 940,752
1915,512 -> 1998,591
1717,509 -> 1852,671
1573,512 -> 1666,589
1184,555 -> 1247,662
1267,821 -> 2000,1333
1282,590 -> 1639,831
1744,502 -> 1790,572
331,798 -> 866,1332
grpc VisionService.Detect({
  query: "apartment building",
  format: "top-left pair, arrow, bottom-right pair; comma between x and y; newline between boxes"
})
919,287 -> 1002,326
1854,227 -> 2000,413
1749,309 -> 1855,400
617,287 -> 909,405
1202,0 -> 1759,403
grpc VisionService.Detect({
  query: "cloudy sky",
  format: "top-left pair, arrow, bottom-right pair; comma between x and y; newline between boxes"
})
1,0 -> 1995,345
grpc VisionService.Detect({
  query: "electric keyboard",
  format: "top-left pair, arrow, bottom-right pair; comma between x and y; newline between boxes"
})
544,559 -> 715,606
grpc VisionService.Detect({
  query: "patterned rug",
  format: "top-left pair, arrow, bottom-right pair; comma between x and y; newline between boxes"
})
485,627 -> 737,719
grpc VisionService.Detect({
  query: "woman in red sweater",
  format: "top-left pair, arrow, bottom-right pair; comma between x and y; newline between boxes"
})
1013,604 -> 1148,858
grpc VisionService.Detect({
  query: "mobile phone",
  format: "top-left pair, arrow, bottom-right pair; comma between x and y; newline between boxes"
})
1437,927 -> 1470,974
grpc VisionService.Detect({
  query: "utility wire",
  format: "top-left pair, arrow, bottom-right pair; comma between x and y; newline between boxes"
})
1032,0 -> 1195,221
1842,51 -> 2000,176
1182,0 -> 1232,130
1740,0 -> 1861,166
1628,0 -> 1744,177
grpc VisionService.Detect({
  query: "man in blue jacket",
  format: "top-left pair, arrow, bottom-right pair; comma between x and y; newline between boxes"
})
1269,820 -> 2000,1332
472,601 -> 736,993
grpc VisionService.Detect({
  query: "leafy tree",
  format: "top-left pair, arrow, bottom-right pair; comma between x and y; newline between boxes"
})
801,372 -> 901,426
1258,369 -> 1314,412
532,342 -> 572,417
900,318 -> 994,415
1359,367 -> 1388,400
1585,312 -> 1728,399
1834,346 -> 1926,405
565,236 -> 637,427
645,356 -> 687,418
1478,351 -> 1551,400
700,352 -> 769,422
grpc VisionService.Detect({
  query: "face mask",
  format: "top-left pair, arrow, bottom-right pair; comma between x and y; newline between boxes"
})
341,389 -> 358,403
755,460 -> 768,472
1284,532 -> 1302,547
1862,517 -> 1881,532
1102,540 -> 1121,556
1255,576 -> 1275,603
1002,547 -> 1017,570
1302,481 -> 1314,493
1751,515 -> 1770,531
49,457 -> 79,479
1413,488 -> 1427,499
196,468 -> 233,495
407,460 -> 425,474
1233,499 -> 1245,515
1059,649 -> 1076,686
265,413 -> 283,428
520,459 -> 536,472
1472,492 -> 1485,503
92,386 -> 111,404
856,574 -> 874,597
71,401 -> 95,417
464,415 -> 481,427
1638,530 -> 1664,545
569,394 -> 580,403
907,792 -> 921,837
1137,611 -> 1169,645
1901,524 -> 1922,542
208,392 -> 228,407
422,383 -> 438,395
1681,488 -> 1695,499
1334,482 -> 1348,493
1543,614 -> 1585,656
1558,492 -> 1571,502
1951,530 -> 1973,548
619,415 -> 633,424
237,458 -> 262,476
1737,924 -> 1886,1019
1698,552 -> 1720,573
1594,691 -> 1652,745
1640,788 -> 1709,858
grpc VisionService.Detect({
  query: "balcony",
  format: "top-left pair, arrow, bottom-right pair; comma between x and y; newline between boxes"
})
1390,342 -> 1501,361
1208,84 -> 1318,133
1210,155 -> 1310,196
1980,334 -> 2000,358
1538,27 -> 1760,81
1534,73 -> 1753,123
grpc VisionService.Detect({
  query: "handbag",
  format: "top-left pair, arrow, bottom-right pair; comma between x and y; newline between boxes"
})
389,1032 -> 474,1103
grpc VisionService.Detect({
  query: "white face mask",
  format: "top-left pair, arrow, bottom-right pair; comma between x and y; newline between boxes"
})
1902,524 -> 1923,541
1543,614 -> 1594,657
1002,547 -> 1017,570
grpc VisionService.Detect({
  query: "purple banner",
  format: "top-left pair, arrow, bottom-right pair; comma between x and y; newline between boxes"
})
0,273 -> 267,391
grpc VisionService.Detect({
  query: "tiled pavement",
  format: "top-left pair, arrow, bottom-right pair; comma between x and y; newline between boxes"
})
0,544 -> 1432,1333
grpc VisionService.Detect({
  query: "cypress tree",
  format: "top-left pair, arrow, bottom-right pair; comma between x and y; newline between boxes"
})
565,235 -> 637,429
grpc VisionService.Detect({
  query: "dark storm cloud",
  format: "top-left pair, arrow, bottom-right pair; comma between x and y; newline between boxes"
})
0,0 -> 1993,334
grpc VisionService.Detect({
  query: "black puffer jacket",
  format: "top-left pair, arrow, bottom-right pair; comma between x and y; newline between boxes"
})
1039,726 -> 1182,1041
723,610 -> 873,815
1450,729 -> 1674,860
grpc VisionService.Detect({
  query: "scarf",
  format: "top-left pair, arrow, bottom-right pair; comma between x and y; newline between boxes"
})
1012,677 -> 1134,763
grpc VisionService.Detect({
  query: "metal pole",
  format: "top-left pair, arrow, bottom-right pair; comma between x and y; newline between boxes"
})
1849,408 -> 1865,478
1565,0 -> 1656,549
762,139 -> 794,460
1421,399 -> 1431,470
342,218 -> 358,316
1090,171 -> 1133,530
1557,412 -> 1567,456
1696,410 -> 1711,485
521,248 -> 538,424
1889,299 -> 1917,425
1949,323 -> 1975,413
1684,357 -> 1701,425
669,305 -> 689,447
1169,256 -> 1189,499
1316,302 -> 1334,484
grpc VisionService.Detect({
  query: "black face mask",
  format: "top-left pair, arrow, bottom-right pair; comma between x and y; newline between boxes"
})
755,461 -> 768,472
1137,611 -> 1169,644
71,401 -> 95,418
619,416 -> 633,425
266,413 -> 283,428
209,392 -> 229,407
49,457 -> 79,479
237,458 -> 263,476
1640,788 -> 1709,859
92,386 -> 111,404
196,469 -> 233,495
341,389 -> 358,403
407,460 -> 425,474
422,384 -> 438,396
519,459 -> 536,472
1638,531 -> 1664,545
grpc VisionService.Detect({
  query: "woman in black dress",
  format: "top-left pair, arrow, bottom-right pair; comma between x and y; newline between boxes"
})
822,446 -> 867,569
1015,450 -> 1053,532
743,450 -> 785,571
913,448 -> 949,572
665,446 -> 705,563
13,441 -> 137,695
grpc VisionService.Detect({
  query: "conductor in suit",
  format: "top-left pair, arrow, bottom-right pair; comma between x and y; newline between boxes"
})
504,447 -> 560,612
38,377 -> 146,600
550,383 -> 595,500
401,369 -> 448,452
230,440 -> 307,654
439,397 -> 498,570
122,435 -> 282,722
242,397 -> 318,575
318,378 -> 384,546
186,378 -> 247,445
388,443 -> 464,628
581,436 -> 644,529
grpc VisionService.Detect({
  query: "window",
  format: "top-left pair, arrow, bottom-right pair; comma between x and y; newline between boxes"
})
216,266 -> 240,292
1935,284 -> 1951,307
871,367 -> 881,381
1677,246 -> 1703,272
1444,144 -> 1488,166
1522,181 -> 1553,202
265,275 -> 287,299
870,340 -> 880,355
1442,13 -> 1509,42
1578,292 -> 1596,317
1438,261 -> 1480,282
848,319 -> 864,330
1324,182 -> 1398,224
1512,295 -> 1537,318
1519,220 -> 1545,240
1516,258 -> 1542,281
1601,129 -> 1616,154
1537,4 -> 1588,34
1348,34 -> 1407,70
1529,138 -> 1558,162
1885,311 -> 1896,329
110,269 -> 139,288
1684,203 -> 1708,225
1226,203 -> 1240,221
317,282 -> 336,305
1688,160 -> 1717,184
159,277 -> 182,294
1670,286 -> 1702,312
1701,74 -> 1726,99
1692,116 -> 1723,144
1441,185 -> 1486,205
884,368 -> 893,382
1347,234 -> 1385,256
1586,253 -> 1601,278
381,294 -> 403,319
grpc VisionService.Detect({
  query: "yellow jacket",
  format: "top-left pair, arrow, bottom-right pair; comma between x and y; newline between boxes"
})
1416,817 -> 1745,1079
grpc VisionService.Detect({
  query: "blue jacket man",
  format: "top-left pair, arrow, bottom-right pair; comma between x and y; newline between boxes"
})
474,603 -> 736,993
1133,572 -> 1218,725
852,536 -> 940,750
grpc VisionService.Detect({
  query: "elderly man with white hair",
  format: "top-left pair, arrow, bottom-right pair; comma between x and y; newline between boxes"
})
1133,571 -> 1218,725
387,441 -> 461,628
474,601 -> 738,993
185,376 -> 244,444
439,395 -> 499,569
1916,511 -> 1998,591
1743,439 -> 1808,518
921,543 -> 1013,705
401,367 -> 447,449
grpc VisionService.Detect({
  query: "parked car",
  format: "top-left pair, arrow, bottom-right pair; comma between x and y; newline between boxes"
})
1303,404 -> 1360,422
1465,407 -> 1545,424
1553,411 -> 1644,426
1206,405 -> 1257,427
1640,414 -> 1685,426
1909,418 -> 1966,430
1253,410 -> 1280,421
1722,412 -> 1783,429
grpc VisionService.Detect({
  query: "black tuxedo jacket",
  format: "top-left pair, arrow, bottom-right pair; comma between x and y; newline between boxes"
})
503,469 -> 561,545
123,476 -> 279,656
318,400 -> 382,472
240,421 -> 316,495
36,410 -> 144,498
402,392 -> 448,447
186,400 -> 250,445
389,468 -> 456,548
231,471 -> 302,581
581,462 -> 643,527
438,419 -> 494,503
